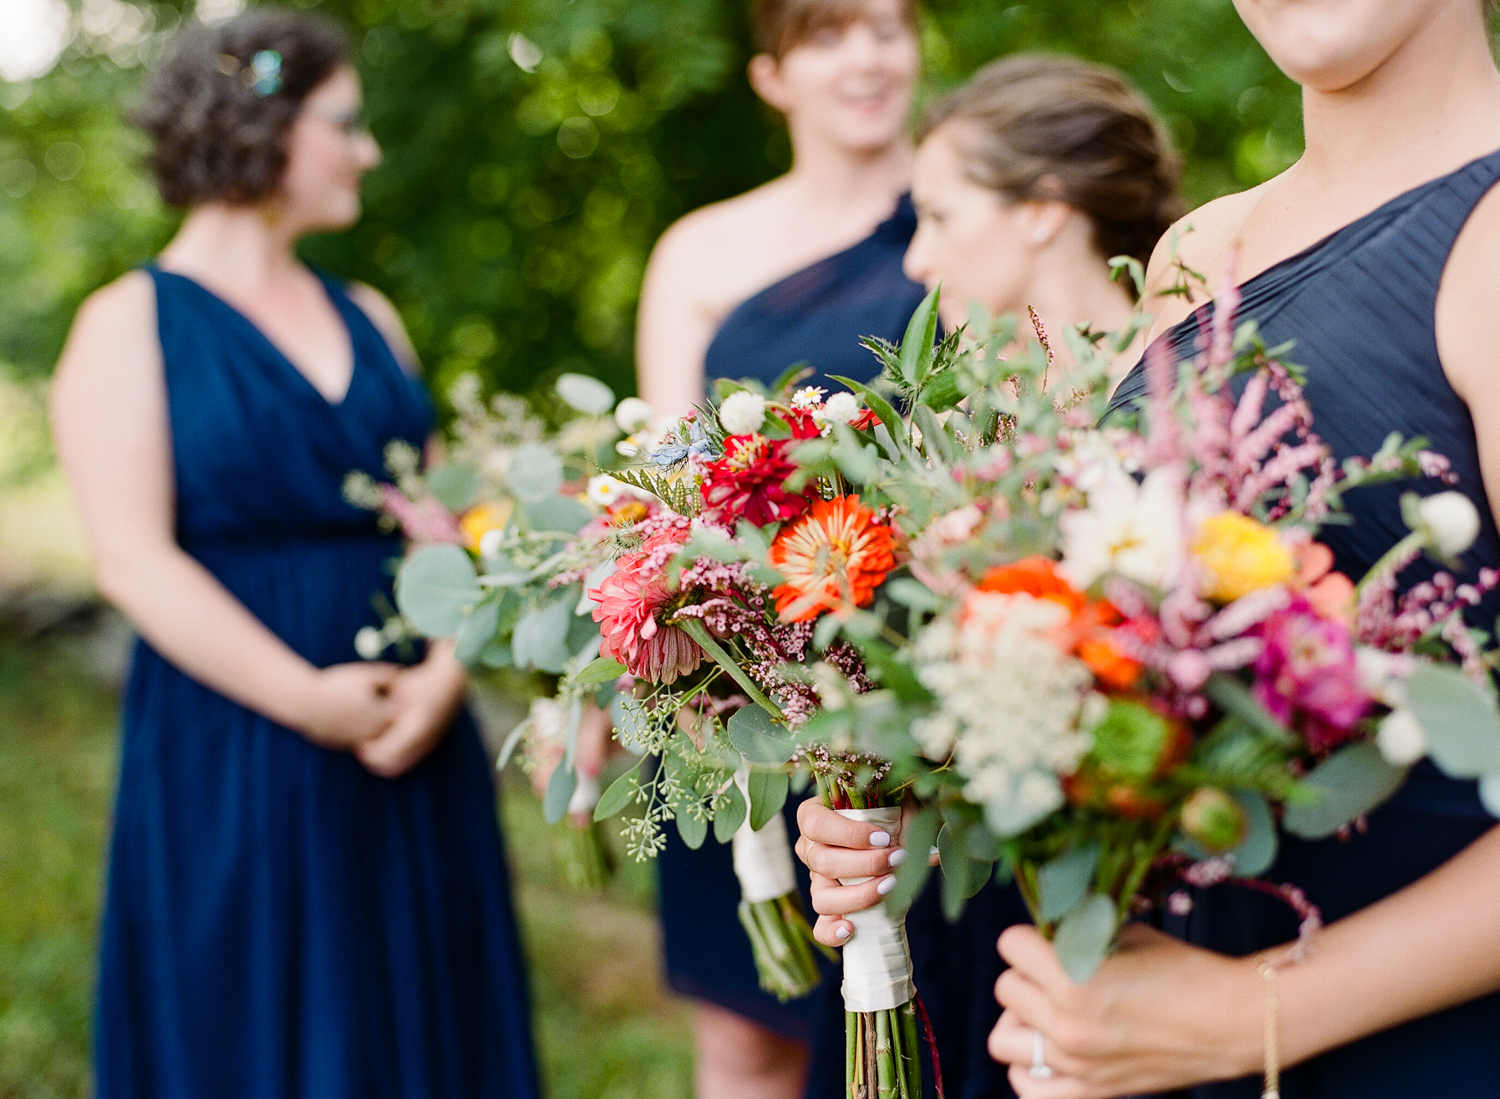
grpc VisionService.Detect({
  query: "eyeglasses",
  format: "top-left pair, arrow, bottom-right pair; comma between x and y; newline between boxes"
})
302,106 -> 371,138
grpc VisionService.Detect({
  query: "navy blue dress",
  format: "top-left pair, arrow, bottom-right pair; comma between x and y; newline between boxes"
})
1109,150 -> 1500,1097
657,196 -> 1026,1099
94,266 -> 541,1099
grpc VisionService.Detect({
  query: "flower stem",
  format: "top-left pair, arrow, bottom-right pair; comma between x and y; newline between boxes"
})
675,617 -> 786,721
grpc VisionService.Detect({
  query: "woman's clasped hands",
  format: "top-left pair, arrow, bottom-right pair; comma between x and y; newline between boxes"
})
297,642 -> 467,778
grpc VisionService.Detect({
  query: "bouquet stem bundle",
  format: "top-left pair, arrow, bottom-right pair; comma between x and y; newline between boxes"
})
556,817 -> 613,893
816,768 -> 925,1099
737,891 -> 824,1001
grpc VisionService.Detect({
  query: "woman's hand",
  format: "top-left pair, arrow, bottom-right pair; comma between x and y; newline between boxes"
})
794,799 -> 911,948
355,643 -> 466,778
988,923 -> 1261,1098
297,661 -> 401,749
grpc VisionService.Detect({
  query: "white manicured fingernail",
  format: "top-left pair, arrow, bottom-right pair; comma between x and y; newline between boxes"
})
836,924 -> 851,940
929,845 -> 940,858
887,848 -> 908,867
876,874 -> 897,896
869,831 -> 892,848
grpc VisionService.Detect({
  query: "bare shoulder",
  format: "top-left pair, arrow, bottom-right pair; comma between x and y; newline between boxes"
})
655,180 -> 785,259
1141,184 -> 1271,337
1435,181 -> 1500,405
347,280 -> 421,375
57,270 -> 159,380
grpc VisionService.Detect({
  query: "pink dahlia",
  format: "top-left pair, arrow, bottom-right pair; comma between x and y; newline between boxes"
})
589,531 -> 703,684
700,433 -> 816,527
1252,597 -> 1370,753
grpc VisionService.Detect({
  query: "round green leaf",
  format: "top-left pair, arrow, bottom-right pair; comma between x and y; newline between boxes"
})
1282,742 -> 1409,839
395,544 -> 481,637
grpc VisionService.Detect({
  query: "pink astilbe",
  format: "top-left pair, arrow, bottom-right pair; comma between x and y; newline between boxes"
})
381,485 -> 466,545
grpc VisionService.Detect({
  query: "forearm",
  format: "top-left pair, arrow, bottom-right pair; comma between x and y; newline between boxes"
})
99,542 -> 319,730
1273,825 -> 1500,1069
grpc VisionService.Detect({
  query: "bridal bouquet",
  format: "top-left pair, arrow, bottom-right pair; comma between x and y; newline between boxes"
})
345,371 -> 653,877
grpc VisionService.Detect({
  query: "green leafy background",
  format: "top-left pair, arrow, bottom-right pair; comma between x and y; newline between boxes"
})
0,0 -> 1305,407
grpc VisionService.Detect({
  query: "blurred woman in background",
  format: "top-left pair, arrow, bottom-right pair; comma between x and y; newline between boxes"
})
50,10 -> 538,1097
789,50 -> 1184,1096
634,0 -> 924,1095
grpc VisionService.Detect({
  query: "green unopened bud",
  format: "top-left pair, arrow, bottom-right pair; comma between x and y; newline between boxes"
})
1180,787 -> 1246,852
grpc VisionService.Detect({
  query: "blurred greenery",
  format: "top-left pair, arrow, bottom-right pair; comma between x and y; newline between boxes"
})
0,0 -> 1305,407
0,626 -> 693,1099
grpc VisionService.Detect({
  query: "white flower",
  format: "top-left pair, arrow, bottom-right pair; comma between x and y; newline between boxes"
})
1355,646 -> 1413,708
555,372 -> 615,416
614,397 -> 653,433
1418,492 -> 1481,557
569,772 -> 601,814
354,626 -> 385,660
818,391 -> 860,426
587,474 -> 628,508
616,428 -> 661,458
523,696 -> 565,747
790,385 -> 827,410
1058,464 -> 1185,591
718,390 -> 767,435
911,591 -> 1093,837
1377,708 -> 1428,766
478,528 -> 506,558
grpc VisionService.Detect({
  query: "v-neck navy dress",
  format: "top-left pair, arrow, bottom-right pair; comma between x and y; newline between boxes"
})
1109,151 -> 1500,1097
94,266 -> 541,1099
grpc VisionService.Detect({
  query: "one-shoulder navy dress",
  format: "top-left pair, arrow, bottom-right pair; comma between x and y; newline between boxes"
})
1109,151 -> 1500,1097
94,266 -> 541,1099
656,197 -> 1026,1099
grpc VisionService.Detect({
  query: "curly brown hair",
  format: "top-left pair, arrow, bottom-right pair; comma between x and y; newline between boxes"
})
919,54 -> 1184,270
131,8 -> 348,207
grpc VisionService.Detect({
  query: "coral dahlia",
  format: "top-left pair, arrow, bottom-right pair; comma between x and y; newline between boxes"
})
589,530 -> 703,684
770,495 -> 896,622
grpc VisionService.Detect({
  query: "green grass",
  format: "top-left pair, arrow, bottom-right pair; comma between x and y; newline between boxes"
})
0,632 -> 691,1099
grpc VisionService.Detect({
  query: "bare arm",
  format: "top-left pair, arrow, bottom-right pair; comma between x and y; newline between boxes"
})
636,218 -> 720,422
50,273 -> 398,747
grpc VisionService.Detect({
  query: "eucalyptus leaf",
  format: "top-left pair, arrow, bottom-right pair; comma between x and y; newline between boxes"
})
522,494 -> 593,536
1227,790 -> 1277,875
714,780 -> 747,843
478,638 -> 513,668
831,422 -> 878,483
885,578 -> 941,614
1480,772 -> 1500,817
454,596 -> 501,666
512,597 -> 574,674
938,821 -> 993,922
555,372 -> 615,415
1403,662 -> 1500,778
506,443 -> 565,503
495,716 -> 529,772
577,656 -> 628,685
1053,892 -> 1118,984
728,704 -> 795,765
425,464 -> 481,513
1037,843 -> 1101,923
747,769 -> 790,831
594,761 -> 643,820
543,762 -> 578,824
395,544 -> 481,637
1282,742 -> 1409,839
676,808 -> 708,849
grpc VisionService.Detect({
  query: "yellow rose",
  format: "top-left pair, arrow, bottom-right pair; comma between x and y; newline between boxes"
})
1192,512 -> 1295,602
460,500 -> 513,550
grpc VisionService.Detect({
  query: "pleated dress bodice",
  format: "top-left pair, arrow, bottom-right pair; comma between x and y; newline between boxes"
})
1109,150 -> 1500,1098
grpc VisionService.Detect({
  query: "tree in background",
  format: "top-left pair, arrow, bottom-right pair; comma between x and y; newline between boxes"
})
0,0 -> 1301,405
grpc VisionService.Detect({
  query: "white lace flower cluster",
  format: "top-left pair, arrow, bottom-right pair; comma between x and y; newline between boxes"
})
912,592 -> 1095,835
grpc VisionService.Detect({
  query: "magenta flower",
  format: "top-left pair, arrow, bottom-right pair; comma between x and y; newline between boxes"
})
1252,598 -> 1369,752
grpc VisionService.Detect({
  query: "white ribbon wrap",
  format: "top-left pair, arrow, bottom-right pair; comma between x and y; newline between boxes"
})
730,768 -> 799,904
837,806 -> 914,1012
567,771 -> 601,816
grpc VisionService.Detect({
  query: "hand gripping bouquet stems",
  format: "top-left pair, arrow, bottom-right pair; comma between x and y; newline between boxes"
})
344,372 -> 651,884
791,279 -> 1500,996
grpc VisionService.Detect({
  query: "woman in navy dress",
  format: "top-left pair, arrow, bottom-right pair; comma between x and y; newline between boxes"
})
634,0 -> 923,1094
978,2 -> 1500,1097
50,11 -> 538,1098
790,54 -> 1184,1099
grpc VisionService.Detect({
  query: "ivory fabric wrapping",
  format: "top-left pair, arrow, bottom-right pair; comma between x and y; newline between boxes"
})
567,771 -> 601,816
731,768 -> 798,903
837,806 -> 915,1011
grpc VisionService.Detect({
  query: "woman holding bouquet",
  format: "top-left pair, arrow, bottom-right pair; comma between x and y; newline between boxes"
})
942,2 -> 1500,1096
635,1 -> 929,1094
50,10 -> 538,1097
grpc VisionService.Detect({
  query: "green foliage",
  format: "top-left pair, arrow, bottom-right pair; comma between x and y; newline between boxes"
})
2,0 -> 1308,402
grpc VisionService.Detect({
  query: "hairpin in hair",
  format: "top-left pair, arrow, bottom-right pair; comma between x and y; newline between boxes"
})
215,49 -> 283,96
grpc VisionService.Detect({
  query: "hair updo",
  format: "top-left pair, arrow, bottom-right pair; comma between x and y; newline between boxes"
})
918,54 -> 1184,268
131,8 -> 348,207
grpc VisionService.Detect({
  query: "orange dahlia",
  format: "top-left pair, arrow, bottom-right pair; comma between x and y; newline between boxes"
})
769,495 -> 896,623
